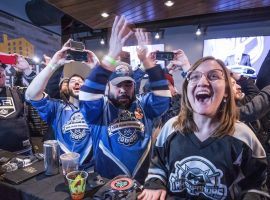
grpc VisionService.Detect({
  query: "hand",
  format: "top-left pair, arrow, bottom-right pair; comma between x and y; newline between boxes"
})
135,28 -> 150,62
47,39 -> 73,70
14,54 -> 30,71
137,47 -> 157,69
42,54 -> 51,65
135,28 -> 150,47
137,189 -> 167,200
108,16 -> 133,59
83,50 -> 100,69
170,49 -> 191,72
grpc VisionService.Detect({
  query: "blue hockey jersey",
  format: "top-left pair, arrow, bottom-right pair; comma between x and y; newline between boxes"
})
29,96 -> 92,165
79,64 -> 171,183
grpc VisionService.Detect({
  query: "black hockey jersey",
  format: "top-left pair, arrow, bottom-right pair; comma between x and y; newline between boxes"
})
144,117 -> 268,200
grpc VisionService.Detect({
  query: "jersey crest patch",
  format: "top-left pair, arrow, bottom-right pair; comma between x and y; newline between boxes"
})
108,110 -> 144,146
169,156 -> 227,200
62,112 -> 90,142
0,97 -> 16,118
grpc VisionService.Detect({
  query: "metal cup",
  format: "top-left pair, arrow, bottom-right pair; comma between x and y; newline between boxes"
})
43,140 -> 60,175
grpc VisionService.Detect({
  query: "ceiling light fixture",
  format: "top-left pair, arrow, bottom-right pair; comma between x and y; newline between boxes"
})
33,56 -> 40,63
155,32 -> 160,39
195,25 -> 202,36
101,12 -> 109,18
100,38 -> 105,45
164,1 -> 174,7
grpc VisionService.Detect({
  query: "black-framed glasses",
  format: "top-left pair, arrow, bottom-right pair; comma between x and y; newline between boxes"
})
187,69 -> 224,84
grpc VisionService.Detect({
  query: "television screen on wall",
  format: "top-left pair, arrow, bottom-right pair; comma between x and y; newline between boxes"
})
203,36 -> 270,78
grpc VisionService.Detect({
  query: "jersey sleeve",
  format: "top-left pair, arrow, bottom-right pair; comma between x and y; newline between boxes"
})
28,94 -> 58,124
240,85 -> 270,122
140,65 -> 171,118
79,65 -> 112,124
233,122 -> 268,197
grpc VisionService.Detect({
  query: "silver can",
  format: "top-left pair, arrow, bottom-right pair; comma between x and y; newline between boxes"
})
43,140 -> 60,175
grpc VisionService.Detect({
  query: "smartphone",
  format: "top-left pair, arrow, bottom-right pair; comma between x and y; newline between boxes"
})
155,52 -> 174,61
66,50 -> 88,62
0,54 -> 17,65
69,40 -> 85,51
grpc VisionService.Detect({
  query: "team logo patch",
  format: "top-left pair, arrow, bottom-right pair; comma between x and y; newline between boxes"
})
62,112 -> 90,142
110,177 -> 134,191
0,97 -> 16,118
134,107 -> 143,120
169,156 -> 227,200
108,110 -> 144,146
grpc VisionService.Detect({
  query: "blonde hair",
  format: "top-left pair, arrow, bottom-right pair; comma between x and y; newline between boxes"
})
173,56 -> 239,137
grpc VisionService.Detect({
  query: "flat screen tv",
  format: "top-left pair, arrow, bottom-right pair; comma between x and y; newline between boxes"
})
203,36 -> 270,78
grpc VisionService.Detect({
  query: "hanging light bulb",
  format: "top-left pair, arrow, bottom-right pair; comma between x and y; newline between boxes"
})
164,1 -> 174,7
155,32 -> 160,39
100,38 -> 105,45
196,26 -> 202,36
33,56 -> 40,63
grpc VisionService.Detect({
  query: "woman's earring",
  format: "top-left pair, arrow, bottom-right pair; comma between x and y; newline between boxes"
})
223,98 -> 227,103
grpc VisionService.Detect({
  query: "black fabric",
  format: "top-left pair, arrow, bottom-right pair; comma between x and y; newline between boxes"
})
45,65 -> 64,99
256,50 -> 270,90
0,87 -> 31,154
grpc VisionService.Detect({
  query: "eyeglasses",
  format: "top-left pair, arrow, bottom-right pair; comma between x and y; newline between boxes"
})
187,69 -> 224,84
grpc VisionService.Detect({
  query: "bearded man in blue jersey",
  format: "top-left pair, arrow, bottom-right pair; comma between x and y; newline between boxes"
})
79,16 -> 171,184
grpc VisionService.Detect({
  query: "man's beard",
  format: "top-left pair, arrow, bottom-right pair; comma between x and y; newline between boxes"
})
109,94 -> 134,109
68,89 -> 79,99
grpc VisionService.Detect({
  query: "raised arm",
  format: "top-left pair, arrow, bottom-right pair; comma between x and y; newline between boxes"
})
167,49 -> 191,94
25,40 -> 72,101
101,16 -> 133,71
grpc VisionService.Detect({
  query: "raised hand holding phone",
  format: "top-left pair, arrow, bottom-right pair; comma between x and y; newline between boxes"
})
47,39 -> 73,71
169,49 -> 191,72
82,49 -> 100,69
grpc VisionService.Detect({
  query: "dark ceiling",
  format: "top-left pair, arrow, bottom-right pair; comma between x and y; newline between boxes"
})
46,0 -> 270,30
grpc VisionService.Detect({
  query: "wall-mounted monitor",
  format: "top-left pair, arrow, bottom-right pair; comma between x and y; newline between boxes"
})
203,36 -> 270,78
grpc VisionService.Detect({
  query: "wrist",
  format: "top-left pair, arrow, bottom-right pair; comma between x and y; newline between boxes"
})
101,55 -> 119,71
23,67 -> 32,76
182,63 -> 191,72
107,52 -> 118,60
47,62 -> 59,71
142,59 -> 155,69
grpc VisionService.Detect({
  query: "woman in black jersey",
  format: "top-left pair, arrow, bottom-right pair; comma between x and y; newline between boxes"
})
138,57 -> 268,200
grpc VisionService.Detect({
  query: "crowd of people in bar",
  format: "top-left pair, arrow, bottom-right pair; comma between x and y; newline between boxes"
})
1,15 -> 270,199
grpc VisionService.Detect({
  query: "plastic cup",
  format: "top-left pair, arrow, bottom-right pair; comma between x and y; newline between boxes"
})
66,171 -> 88,200
60,152 -> 80,176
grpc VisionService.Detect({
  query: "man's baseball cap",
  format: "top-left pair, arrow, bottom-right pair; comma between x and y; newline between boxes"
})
109,62 -> 135,86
